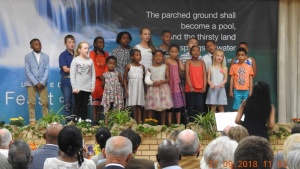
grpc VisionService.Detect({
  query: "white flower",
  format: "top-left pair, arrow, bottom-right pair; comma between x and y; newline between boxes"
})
78,118 -> 82,122
86,119 -> 92,122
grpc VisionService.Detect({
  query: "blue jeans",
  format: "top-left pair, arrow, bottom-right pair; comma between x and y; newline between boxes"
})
61,77 -> 74,116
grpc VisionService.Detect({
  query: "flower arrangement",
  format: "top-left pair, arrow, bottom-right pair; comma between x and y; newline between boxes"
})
144,118 -> 158,126
9,117 -> 25,127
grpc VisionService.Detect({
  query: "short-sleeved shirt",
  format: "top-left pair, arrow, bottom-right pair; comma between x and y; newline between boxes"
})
229,63 -> 254,90
59,49 -> 73,76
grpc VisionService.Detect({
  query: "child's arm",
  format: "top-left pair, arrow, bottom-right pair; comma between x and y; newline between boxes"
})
201,60 -> 207,93
229,76 -> 234,98
251,57 -> 257,77
91,62 -> 96,93
123,64 -> 130,97
118,72 -> 123,86
143,65 -> 147,94
100,75 -> 105,88
178,59 -> 185,72
220,67 -> 228,87
161,64 -> 170,85
207,68 -> 214,89
249,76 -> 253,96
70,60 -> 78,93
185,60 -> 194,92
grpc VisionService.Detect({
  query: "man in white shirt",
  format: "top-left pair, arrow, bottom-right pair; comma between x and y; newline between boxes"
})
0,128 -> 12,157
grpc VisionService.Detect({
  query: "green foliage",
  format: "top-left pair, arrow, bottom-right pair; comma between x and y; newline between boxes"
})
37,108 -> 65,127
106,108 -> 131,127
193,110 -> 217,139
269,126 -> 290,139
136,125 -> 157,136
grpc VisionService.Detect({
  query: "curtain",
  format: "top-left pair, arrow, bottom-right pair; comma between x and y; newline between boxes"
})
278,0 -> 300,122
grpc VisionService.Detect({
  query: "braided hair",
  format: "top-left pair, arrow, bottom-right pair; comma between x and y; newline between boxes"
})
58,125 -> 84,167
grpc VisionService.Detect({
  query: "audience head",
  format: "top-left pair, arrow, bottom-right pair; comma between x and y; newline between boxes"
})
157,140 -> 181,168
200,136 -> 238,169
291,124 -> 300,134
176,129 -> 200,156
228,125 -> 249,143
95,127 -> 111,150
8,140 -> 32,169
283,133 -> 300,159
104,136 -> 132,167
0,128 -> 13,149
287,144 -> 300,169
168,130 -> 181,142
58,125 -> 84,167
234,136 -> 273,169
119,129 -> 139,153
222,125 -> 232,136
44,122 -> 63,145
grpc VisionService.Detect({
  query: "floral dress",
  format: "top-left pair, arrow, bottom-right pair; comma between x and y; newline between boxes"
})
145,64 -> 173,111
101,71 -> 123,112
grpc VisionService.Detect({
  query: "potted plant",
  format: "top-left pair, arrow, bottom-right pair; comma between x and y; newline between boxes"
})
106,108 -> 136,135
192,110 -> 217,140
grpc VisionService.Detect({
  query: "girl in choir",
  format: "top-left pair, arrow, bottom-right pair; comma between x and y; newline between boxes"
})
70,42 -> 95,120
123,49 -> 145,124
165,44 -> 185,125
134,27 -> 156,120
205,49 -> 228,112
90,36 -> 109,124
134,27 -> 156,71
101,56 -> 123,125
112,31 -> 133,77
145,50 -> 173,125
185,46 -> 207,122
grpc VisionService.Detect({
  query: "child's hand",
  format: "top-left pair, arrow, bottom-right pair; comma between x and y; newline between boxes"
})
153,81 -> 160,86
201,87 -> 206,93
126,91 -> 129,97
210,84 -> 215,89
91,87 -> 94,93
229,91 -> 234,97
73,89 -> 79,94
190,86 -> 195,92
249,90 -> 252,96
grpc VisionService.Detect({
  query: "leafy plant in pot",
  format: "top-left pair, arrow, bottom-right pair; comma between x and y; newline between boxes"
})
106,108 -> 136,135
193,110 -> 217,140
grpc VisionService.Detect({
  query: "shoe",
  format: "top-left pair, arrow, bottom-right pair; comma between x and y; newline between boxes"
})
29,121 -> 36,126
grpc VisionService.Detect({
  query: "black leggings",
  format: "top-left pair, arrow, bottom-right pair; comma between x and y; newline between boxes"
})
185,92 -> 204,122
74,91 -> 91,120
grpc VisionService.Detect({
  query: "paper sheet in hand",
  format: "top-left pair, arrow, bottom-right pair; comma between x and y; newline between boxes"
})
215,112 -> 244,131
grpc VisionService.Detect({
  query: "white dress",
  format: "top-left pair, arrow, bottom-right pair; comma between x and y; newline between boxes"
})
44,157 -> 96,169
127,64 -> 145,106
135,44 -> 152,70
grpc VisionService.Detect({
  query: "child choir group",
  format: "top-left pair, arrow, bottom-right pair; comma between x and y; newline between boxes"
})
26,27 -> 256,126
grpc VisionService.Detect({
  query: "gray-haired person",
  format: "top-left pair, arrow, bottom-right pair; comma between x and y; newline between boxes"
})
8,140 -> 32,169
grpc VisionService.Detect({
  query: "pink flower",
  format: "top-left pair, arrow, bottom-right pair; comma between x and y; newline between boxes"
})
219,68 -> 224,74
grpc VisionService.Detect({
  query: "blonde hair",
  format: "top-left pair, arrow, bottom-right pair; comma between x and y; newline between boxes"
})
74,41 -> 89,57
228,125 -> 249,143
212,49 -> 226,68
